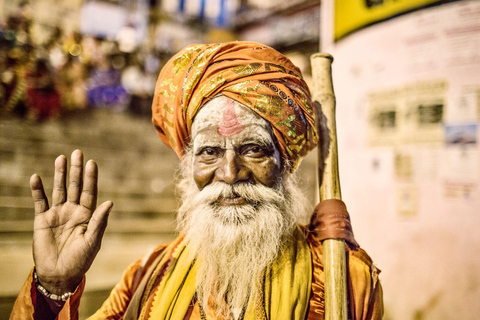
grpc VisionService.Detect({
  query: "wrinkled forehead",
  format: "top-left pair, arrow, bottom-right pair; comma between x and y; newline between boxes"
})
191,95 -> 275,145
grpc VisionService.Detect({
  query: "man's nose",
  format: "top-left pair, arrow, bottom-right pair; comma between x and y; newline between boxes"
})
216,150 -> 250,184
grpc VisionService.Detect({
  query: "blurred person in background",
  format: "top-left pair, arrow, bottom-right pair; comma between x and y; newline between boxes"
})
0,50 -> 27,118
116,22 -> 137,54
121,55 -> 156,116
1,15 -> 23,48
0,10 -> 35,118
10,41 -> 383,320
25,58 -> 61,121
86,41 -> 128,111
57,54 -> 88,111
44,26 -> 66,71
7,2 -> 33,51
43,26 -> 63,56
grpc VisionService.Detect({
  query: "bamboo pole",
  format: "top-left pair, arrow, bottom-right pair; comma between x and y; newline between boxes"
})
310,53 -> 347,320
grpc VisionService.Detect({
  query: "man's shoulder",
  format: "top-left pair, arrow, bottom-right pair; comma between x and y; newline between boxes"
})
124,241 -> 175,293
134,242 -> 172,270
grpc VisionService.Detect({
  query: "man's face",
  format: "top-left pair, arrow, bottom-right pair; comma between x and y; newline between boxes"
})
182,96 -> 298,313
191,96 -> 283,204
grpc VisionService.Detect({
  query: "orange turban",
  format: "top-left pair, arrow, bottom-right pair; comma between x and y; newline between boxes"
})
152,41 -> 318,171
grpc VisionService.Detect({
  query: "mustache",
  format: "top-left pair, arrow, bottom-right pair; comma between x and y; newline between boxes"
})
194,182 -> 284,206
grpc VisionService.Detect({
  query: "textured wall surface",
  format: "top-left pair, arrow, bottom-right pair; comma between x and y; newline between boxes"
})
321,1 -> 480,319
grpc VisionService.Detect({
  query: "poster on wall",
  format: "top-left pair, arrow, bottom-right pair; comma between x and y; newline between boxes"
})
334,0 -> 445,41
367,80 -> 446,146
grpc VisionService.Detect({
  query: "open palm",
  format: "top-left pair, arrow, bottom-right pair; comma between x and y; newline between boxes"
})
31,150 -> 112,295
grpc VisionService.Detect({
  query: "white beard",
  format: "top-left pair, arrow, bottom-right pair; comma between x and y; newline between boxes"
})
176,170 -> 309,317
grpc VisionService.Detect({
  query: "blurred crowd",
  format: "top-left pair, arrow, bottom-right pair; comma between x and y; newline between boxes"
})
1,2 -> 160,121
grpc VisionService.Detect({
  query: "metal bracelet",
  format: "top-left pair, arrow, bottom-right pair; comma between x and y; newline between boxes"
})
33,271 -> 73,302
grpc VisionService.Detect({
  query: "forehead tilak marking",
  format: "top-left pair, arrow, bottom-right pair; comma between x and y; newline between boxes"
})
217,100 -> 245,137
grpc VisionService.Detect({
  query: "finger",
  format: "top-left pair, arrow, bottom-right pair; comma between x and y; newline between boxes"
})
67,150 -> 84,203
30,174 -> 49,214
85,201 -> 112,246
80,160 -> 98,211
52,155 -> 67,206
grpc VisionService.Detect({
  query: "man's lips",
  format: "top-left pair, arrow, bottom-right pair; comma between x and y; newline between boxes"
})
217,195 -> 247,206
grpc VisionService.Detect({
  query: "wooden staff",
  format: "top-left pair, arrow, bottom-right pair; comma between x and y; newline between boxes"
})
310,53 -> 347,320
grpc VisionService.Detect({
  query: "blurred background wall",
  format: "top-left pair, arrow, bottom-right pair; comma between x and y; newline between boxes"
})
0,0 -> 479,319
321,0 -> 480,319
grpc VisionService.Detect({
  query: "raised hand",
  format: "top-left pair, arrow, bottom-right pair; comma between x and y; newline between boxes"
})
31,150 -> 113,295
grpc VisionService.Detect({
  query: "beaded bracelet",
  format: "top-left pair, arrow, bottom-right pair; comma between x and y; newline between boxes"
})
33,271 -> 73,302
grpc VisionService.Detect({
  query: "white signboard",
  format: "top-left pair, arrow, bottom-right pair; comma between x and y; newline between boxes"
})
321,1 -> 480,319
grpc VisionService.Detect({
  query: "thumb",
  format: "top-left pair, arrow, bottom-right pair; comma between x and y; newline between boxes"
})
85,201 -> 113,247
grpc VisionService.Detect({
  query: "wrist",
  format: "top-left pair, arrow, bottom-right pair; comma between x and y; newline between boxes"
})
34,270 -> 81,298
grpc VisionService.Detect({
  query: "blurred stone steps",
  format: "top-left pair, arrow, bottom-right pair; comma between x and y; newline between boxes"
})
0,109 -> 180,220
0,109 -> 179,318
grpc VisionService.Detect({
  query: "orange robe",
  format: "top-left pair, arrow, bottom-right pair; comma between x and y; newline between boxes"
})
10,228 -> 383,320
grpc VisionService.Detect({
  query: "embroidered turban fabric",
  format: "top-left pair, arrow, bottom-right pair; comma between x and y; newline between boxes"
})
151,41 -> 318,171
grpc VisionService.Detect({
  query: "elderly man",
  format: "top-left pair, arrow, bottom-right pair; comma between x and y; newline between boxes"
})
11,42 -> 383,320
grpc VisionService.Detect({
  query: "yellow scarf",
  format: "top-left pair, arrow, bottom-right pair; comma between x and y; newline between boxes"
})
139,227 -> 311,320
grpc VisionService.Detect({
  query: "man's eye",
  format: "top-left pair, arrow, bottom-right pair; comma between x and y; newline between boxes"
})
198,147 -> 221,158
243,144 -> 267,157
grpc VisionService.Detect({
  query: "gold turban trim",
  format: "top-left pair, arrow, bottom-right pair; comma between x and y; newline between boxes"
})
151,41 -> 318,171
